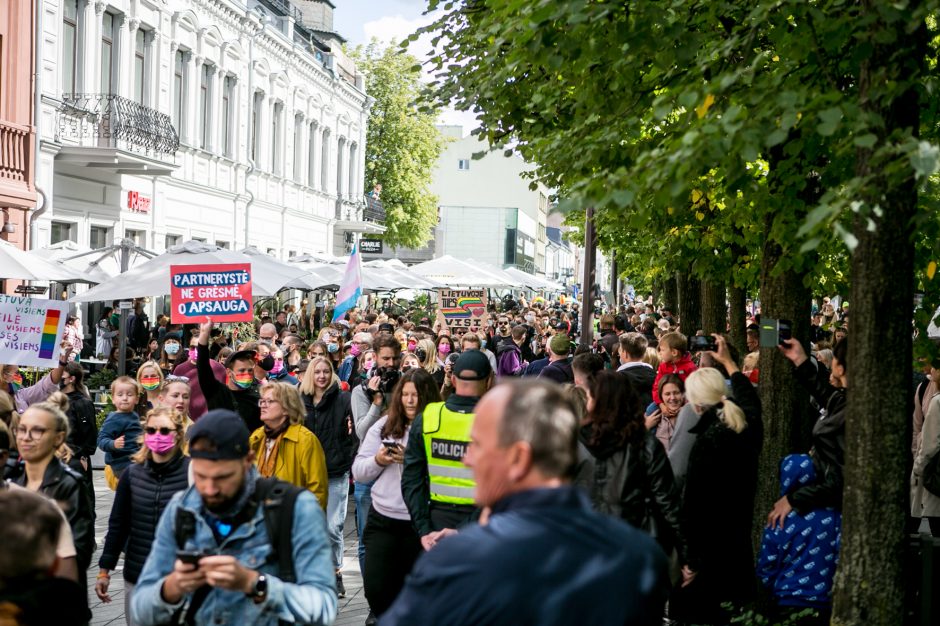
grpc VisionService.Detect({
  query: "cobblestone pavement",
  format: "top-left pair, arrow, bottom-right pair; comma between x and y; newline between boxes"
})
86,470 -> 371,626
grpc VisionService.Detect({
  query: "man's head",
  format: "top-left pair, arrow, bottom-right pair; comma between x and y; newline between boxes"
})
464,381 -> 578,508
187,409 -> 253,513
0,487 -> 64,587
259,323 -> 278,343
275,311 -> 287,325
511,324 -> 527,346
618,332 -> 648,363
461,332 -> 482,352
547,333 -> 570,361
452,349 -> 493,397
225,350 -> 257,389
373,334 -> 402,371
598,314 -> 615,331
746,329 -> 759,354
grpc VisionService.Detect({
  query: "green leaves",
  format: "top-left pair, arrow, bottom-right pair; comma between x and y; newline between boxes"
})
817,107 -> 843,136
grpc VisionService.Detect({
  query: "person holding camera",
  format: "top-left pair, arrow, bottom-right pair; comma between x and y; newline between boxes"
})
402,351 -> 493,553
299,357 -> 356,598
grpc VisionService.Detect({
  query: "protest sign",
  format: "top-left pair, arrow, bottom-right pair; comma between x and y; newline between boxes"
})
170,263 -> 253,324
436,289 -> 488,332
0,295 -> 69,367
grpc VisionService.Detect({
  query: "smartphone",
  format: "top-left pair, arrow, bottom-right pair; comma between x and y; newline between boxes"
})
176,550 -> 205,566
382,440 -> 402,452
778,319 -> 792,343
689,335 -> 718,353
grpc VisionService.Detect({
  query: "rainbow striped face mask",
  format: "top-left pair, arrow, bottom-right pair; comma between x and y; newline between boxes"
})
8,372 -> 23,391
140,376 -> 161,391
232,372 -> 254,389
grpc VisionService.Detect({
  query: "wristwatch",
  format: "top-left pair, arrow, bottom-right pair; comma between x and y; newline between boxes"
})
248,573 -> 268,603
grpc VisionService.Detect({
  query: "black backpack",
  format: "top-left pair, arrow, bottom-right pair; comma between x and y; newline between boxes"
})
172,477 -> 304,625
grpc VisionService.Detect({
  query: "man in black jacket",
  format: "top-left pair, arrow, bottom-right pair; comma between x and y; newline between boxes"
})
196,320 -> 261,432
617,333 -> 655,408
538,334 -> 573,384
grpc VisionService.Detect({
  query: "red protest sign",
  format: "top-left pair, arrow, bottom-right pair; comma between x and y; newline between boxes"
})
170,264 -> 253,324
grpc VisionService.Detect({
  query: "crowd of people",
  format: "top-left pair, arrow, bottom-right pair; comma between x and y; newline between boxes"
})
0,290 -> 922,626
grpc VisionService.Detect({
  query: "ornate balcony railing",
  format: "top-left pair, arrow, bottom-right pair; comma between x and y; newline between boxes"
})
0,120 -> 32,183
57,94 -> 179,157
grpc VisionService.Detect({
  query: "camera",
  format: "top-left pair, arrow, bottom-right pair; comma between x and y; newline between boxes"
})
689,335 -> 718,353
446,352 -> 460,367
372,366 -> 401,397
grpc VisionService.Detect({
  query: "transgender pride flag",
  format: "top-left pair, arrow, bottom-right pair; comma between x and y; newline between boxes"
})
332,241 -> 362,322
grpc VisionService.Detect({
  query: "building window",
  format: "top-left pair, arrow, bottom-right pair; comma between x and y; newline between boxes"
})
307,123 -> 318,189
221,76 -> 235,158
458,158 -> 470,171
216,240 -> 229,249
348,143 -> 357,199
199,64 -> 211,150
89,226 -> 110,250
62,0 -> 79,95
271,102 -> 283,175
100,12 -> 115,94
173,49 -> 185,132
251,91 -> 264,163
165,234 -> 181,250
125,229 -> 144,246
192,237 -> 206,243
293,115 -> 304,183
51,222 -> 74,244
133,29 -> 146,104
335,138 -> 345,198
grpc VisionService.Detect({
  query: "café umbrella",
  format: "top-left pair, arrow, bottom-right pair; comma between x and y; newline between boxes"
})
0,237 -> 94,283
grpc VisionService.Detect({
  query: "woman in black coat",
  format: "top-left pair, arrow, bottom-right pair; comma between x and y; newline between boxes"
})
96,405 -> 190,624
670,335 -> 763,625
579,370 -> 689,571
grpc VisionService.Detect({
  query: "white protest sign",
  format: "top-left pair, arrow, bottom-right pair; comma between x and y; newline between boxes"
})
0,295 -> 69,367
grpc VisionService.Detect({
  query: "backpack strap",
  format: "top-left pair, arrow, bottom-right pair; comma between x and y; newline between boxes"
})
254,477 -> 304,583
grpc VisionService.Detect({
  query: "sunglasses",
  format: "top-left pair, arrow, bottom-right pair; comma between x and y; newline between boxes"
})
145,426 -> 175,436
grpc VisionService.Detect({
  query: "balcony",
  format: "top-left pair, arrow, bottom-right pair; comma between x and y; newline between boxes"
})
0,120 -> 36,210
334,194 -> 386,235
55,94 -> 179,175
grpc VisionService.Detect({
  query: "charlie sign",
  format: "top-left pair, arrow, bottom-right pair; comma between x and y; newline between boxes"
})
436,289 -> 488,331
170,264 -> 253,324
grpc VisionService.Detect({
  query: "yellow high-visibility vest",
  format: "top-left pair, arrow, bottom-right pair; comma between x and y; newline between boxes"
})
421,402 -> 475,505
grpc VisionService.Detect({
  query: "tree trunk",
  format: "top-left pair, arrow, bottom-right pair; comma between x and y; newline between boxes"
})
728,284 -> 747,358
663,274 -> 679,310
700,280 -> 727,336
651,279 -> 662,308
676,272 -> 701,335
752,215 -> 815,551
831,7 -> 923,624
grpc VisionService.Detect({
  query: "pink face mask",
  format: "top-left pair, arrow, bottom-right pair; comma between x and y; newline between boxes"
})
350,344 -> 361,357
438,343 -> 451,355
144,433 -> 176,455
271,359 -> 284,374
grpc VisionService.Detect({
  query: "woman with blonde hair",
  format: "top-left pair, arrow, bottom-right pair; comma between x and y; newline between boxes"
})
249,382 -> 328,509
135,360 -> 165,415
416,338 -> 444,386
96,407 -> 190,624
671,335 -> 762,625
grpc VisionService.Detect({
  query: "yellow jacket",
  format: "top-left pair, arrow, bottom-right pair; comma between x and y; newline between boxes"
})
249,423 -> 328,510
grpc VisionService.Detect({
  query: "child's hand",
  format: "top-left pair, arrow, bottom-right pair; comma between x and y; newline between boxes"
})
114,435 -> 125,450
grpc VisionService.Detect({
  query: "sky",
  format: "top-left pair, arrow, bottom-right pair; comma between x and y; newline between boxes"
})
331,0 -> 479,135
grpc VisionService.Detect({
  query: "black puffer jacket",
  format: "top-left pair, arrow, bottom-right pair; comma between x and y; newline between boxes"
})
98,454 -> 190,583
65,389 -> 98,459
579,427 -> 687,563
789,358 -> 846,512
13,459 -> 95,570
303,383 -> 357,477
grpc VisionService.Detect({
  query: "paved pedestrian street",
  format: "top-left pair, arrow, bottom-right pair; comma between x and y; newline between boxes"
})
87,471 -> 371,626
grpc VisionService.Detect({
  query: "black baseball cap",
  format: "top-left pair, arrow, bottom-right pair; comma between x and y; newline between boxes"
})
378,323 -> 395,334
453,350 -> 492,381
224,349 -> 257,369
187,409 -> 250,460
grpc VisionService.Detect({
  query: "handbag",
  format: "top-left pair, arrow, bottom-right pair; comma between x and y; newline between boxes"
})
924,452 -> 940,497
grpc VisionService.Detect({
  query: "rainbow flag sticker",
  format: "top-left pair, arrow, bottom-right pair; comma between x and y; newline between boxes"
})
38,309 -> 61,360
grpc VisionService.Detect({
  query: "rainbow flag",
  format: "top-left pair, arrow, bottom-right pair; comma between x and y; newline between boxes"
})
39,309 -> 61,360
332,241 -> 362,322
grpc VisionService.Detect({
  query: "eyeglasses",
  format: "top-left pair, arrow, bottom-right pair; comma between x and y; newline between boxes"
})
145,426 -> 175,436
258,399 -> 280,407
15,426 -> 50,440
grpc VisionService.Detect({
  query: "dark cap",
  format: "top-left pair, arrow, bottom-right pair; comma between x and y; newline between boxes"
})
187,409 -> 250,460
453,349 -> 492,381
378,323 -> 395,334
550,333 -> 571,356
224,349 -> 257,368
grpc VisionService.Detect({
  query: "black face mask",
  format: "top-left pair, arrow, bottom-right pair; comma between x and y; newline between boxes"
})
258,355 -> 276,372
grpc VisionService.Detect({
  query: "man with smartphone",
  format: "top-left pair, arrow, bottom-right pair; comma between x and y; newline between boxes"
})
131,410 -> 336,626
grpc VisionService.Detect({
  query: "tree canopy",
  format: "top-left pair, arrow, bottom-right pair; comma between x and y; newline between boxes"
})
351,41 -> 444,249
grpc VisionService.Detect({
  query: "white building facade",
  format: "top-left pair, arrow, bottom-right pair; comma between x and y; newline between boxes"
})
34,0 -> 377,259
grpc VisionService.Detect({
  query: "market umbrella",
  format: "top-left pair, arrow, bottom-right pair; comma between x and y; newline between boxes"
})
410,255 -> 513,288
30,240 -> 149,283
69,240 -> 303,302
502,267 -> 566,292
0,237 -> 95,283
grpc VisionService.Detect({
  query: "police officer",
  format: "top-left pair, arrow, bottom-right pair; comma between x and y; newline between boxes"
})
402,350 -> 492,549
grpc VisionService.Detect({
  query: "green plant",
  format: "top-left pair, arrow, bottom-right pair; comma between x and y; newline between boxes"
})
726,603 -> 818,626
86,368 -> 117,392
407,293 -> 436,325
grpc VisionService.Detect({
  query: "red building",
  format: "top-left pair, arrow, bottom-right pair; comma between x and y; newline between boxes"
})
0,0 -> 37,251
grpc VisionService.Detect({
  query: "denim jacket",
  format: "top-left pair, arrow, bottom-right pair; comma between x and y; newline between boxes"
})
131,467 -> 337,626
